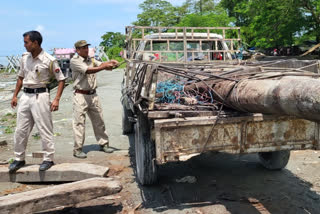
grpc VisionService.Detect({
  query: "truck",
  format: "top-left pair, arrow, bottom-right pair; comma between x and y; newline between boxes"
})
121,26 -> 320,185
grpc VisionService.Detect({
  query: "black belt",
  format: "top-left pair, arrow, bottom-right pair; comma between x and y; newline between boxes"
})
23,87 -> 49,94
75,89 -> 96,95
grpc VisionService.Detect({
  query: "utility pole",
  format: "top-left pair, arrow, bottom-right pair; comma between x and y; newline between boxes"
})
200,0 -> 203,15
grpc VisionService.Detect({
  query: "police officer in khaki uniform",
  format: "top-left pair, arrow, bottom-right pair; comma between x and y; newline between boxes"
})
9,31 -> 66,173
70,40 -> 118,158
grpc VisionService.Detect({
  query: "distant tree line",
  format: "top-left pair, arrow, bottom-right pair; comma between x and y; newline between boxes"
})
100,0 -> 320,57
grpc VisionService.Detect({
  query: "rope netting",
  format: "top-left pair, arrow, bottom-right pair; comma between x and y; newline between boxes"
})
155,79 -> 215,104
156,80 -> 184,103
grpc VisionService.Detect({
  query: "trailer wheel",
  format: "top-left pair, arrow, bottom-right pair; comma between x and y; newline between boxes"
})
135,112 -> 158,185
122,104 -> 134,134
258,150 -> 290,170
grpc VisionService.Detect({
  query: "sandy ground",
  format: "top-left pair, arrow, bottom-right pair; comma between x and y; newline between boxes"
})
0,69 -> 320,214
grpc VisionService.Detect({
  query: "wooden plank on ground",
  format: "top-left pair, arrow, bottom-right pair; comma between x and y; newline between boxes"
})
0,177 -> 122,214
0,163 -> 109,183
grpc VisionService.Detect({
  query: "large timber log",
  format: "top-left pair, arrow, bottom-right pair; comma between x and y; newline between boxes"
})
185,72 -> 320,121
0,177 -> 122,214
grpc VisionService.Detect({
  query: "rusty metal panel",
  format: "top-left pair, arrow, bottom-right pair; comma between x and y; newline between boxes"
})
243,118 -> 316,151
246,119 -> 312,144
154,115 -> 318,164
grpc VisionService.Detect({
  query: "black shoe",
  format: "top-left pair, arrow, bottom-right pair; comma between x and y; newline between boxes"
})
8,160 -> 26,173
39,161 -> 54,171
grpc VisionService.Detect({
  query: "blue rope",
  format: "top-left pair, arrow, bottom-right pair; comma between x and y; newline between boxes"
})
156,80 -> 184,103
156,79 -> 215,104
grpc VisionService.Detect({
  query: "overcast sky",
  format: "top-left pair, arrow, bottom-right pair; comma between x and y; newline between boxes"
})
0,0 -> 185,59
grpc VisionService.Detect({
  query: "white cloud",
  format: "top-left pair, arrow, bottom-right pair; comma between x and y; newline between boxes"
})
35,25 -> 45,33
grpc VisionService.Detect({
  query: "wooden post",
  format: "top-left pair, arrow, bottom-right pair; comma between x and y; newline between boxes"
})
183,27 -> 187,63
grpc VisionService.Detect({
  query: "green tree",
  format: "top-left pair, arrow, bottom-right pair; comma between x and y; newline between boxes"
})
298,0 -> 320,43
250,0 -> 304,48
107,46 -> 124,63
175,2 -> 190,23
132,0 -> 178,26
100,32 -> 125,48
100,32 -> 126,63
219,0 -> 250,26
132,0 -> 234,28
177,6 -> 235,27
182,0 -> 216,15
220,0 -> 305,48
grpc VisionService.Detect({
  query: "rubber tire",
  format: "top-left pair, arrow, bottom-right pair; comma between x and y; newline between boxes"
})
122,104 -> 134,134
258,150 -> 290,170
135,112 -> 158,185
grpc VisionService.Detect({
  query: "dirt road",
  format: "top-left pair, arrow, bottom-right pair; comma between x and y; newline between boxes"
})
0,69 -> 320,214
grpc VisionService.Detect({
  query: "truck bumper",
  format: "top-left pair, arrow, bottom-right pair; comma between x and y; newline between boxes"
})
153,114 -> 320,164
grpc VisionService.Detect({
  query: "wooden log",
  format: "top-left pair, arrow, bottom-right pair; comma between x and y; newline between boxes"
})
186,73 -> 320,122
0,163 -> 109,183
0,177 -> 122,214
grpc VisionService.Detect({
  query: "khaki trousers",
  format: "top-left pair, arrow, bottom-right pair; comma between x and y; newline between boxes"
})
73,92 -> 109,153
14,92 -> 54,161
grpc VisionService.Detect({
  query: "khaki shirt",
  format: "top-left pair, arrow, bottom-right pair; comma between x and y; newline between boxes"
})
70,55 -> 102,90
18,50 -> 66,88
